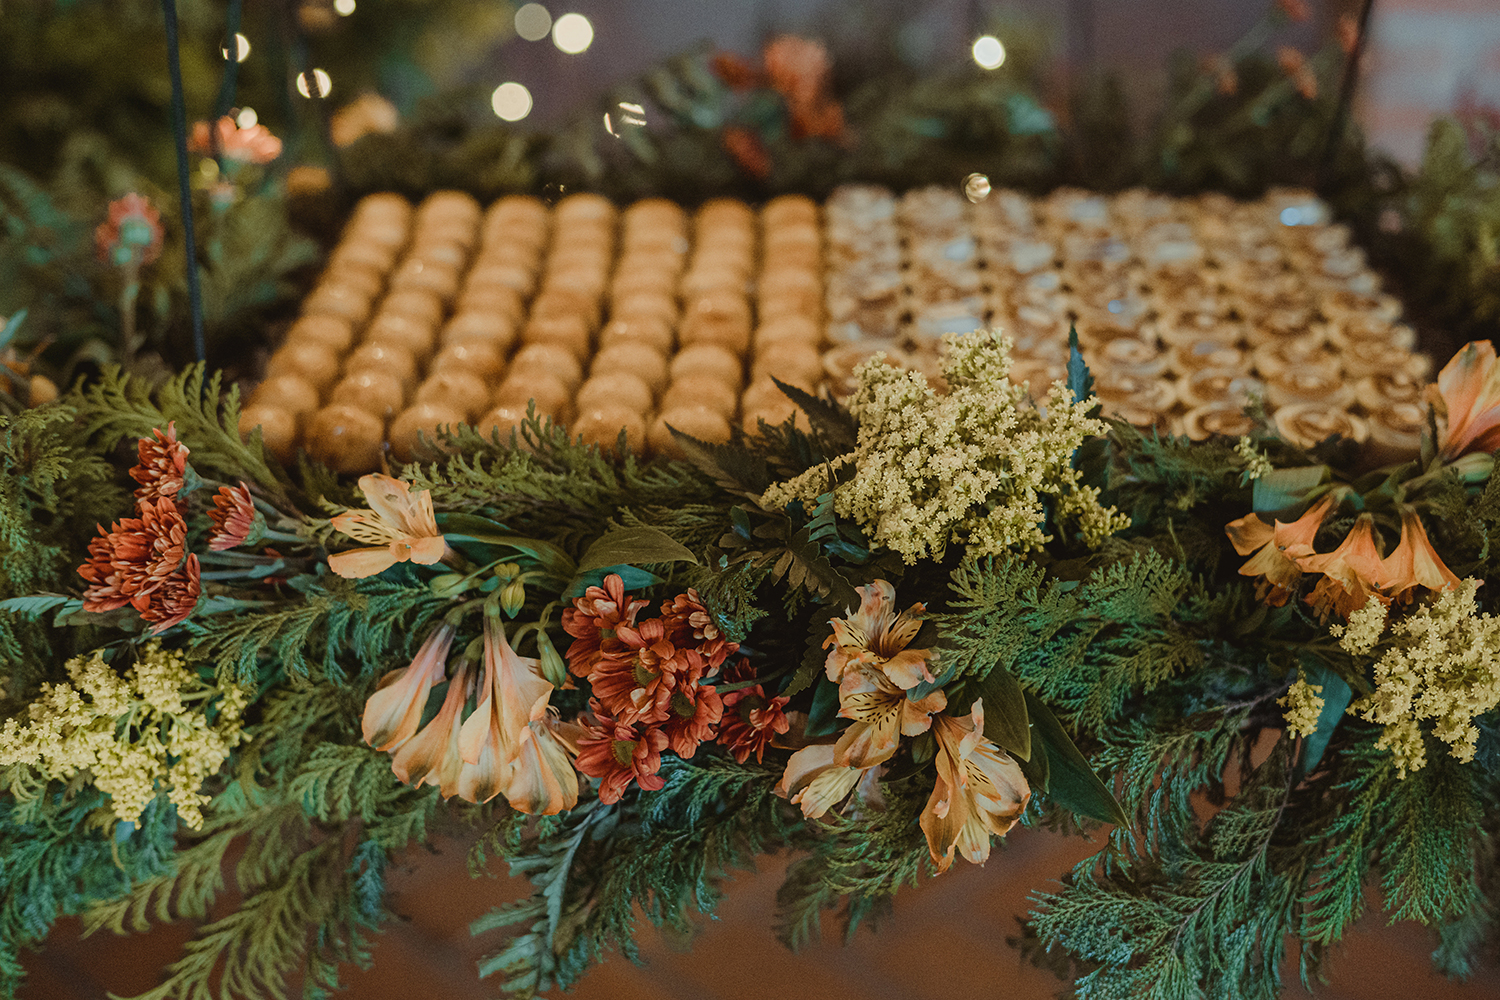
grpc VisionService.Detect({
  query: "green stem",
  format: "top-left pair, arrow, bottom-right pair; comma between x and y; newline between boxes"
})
119,263 -> 140,369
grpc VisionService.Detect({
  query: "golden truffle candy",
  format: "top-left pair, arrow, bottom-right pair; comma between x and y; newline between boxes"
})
680,293 -> 752,353
762,193 -> 818,228
329,239 -> 398,275
575,373 -> 655,415
670,344 -> 744,388
479,402 -> 542,444
494,374 -> 573,419
344,342 -> 420,394
441,311 -> 518,352
389,402 -> 468,462
415,370 -> 493,420
266,340 -> 342,392
285,314 -> 356,354
380,289 -> 446,329
306,404 -> 386,473
251,373 -> 321,419
302,284 -> 373,328
752,341 -> 824,389
598,316 -> 674,354
522,314 -> 593,360
457,284 -> 527,325
573,405 -> 647,454
365,311 -> 438,357
390,258 -> 460,300
662,376 -> 739,419
238,404 -> 299,464
509,342 -> 585,390
330,370 -> 407,419
650,406 -> 731,458
321,265 -> 385,302
592,342 -> 670,395
429,339 -> 509,382
754,314 -> 821,348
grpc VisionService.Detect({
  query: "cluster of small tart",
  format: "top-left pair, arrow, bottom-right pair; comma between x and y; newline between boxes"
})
819,183 -> 1432,463
240,191 -> 824,472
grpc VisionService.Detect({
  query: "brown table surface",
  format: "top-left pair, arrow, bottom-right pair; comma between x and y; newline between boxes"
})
23,823 -> 1500,1000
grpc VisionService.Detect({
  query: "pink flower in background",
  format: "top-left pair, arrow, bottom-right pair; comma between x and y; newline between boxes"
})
190,115 -> 282,165
95,193 -> 163,268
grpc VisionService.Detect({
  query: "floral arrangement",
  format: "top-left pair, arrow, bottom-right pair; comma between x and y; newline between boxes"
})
2,328 -> 1500,999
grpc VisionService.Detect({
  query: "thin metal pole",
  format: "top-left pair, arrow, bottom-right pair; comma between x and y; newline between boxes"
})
1318,0 -> 1377,187
162,0 -> 207,364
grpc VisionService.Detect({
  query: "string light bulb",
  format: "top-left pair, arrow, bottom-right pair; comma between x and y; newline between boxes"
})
296,69 -> 333,99
221,33 -> 251,63
552,12 -> 593,54
334,0 -> 356,15
972,35 -> 1005,70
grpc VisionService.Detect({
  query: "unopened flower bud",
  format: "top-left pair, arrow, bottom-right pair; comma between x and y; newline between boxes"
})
501,577 -> 526,617
1451,452 -> 1494,483
536,629 -> 567,688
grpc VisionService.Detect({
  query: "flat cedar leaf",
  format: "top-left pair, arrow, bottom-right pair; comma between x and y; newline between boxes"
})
0,593 -> 77,620
1066,325 -> 1094,405
770,377 -> 858,454
576,526 -> 698,573
669,427 -> 772,494
1252,465 -> 1330,513
563,565 -> 663,601
786,613 -> 834,697
1296,661 -> 1353,778
975,666 -> 1031,761
1024,690 -> 1127,826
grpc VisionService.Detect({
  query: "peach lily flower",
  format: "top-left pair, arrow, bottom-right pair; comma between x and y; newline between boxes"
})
824,579 -> 936,690
456,608 -> 555,804
920,699 -> 1031,872
834,663 -> 947,769
1225,494 -> 1337,606
391,659 -> 474,797
506,718 -> 584,815
329,474 -> 452,579
776,743 -> 871,818
1381,507 -> 1461,605
1301,514 -> 1388,620
1428,341 -> 1500,462
362,624 -> 456,751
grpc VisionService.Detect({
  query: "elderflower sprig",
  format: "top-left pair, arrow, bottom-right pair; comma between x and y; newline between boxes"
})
1235,436 -> 1274,482
1345,579 -> 1500,777
760,330 -> 1130,564
1279,677 -> 1325,737
0,643 -> 249,828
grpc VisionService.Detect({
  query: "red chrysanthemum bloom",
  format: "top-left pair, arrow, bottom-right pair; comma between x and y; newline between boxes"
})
189,116 -> 283,165
562,573 -> 651,678
208,482 -> 258,551
722,126 -> 773,180
129,422 -> 190,503
718,662 -> 792,764
661,589 -> 738,674
573,700 -> 669,804
78,497 -> 190,613
96,193 -> 164,268
140,554 -> 201,633
711,51 -> 762,90
661,682 -> 723,759
588,618 -> 705,725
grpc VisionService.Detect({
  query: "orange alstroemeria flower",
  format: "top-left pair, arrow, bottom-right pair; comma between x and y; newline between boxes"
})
1381,507 -> 1462,605
1428,341 -> 1500,461
329,474 -> 452,579
506,718 -> 584,816
1225,494 -> 1337,606
391,659 -> 474,798
189,116 -> 283,165
834,663 -> 947,769
1301,514 -> 1389,620
456,608 -> 555,804
824,579 -> 936,690
362,624 -> 455,751
920,700 -> 1031,872
775,743 -> 871,818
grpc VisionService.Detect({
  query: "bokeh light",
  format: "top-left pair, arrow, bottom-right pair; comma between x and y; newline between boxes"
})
972,35 -> 1006,70
334,0 -> 356,14
515,3 -> 552,42
552,13 -> 593,55
296,69 -> 333,99
236,107 -> 259,129
492,82 -> 533,121
963,172 -> 992,203
221,33 -> 251,63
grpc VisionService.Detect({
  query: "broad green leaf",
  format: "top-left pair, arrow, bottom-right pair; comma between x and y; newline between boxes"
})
576,525 -> 697,573
1295,660 -> 1353,778
562,565 -> 663,602
805,677 -> 841,738
974,665 -> 1031,761
0,593 -> 77,620
1252,465 -> 1330,513
1024,691 -> 1128,826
